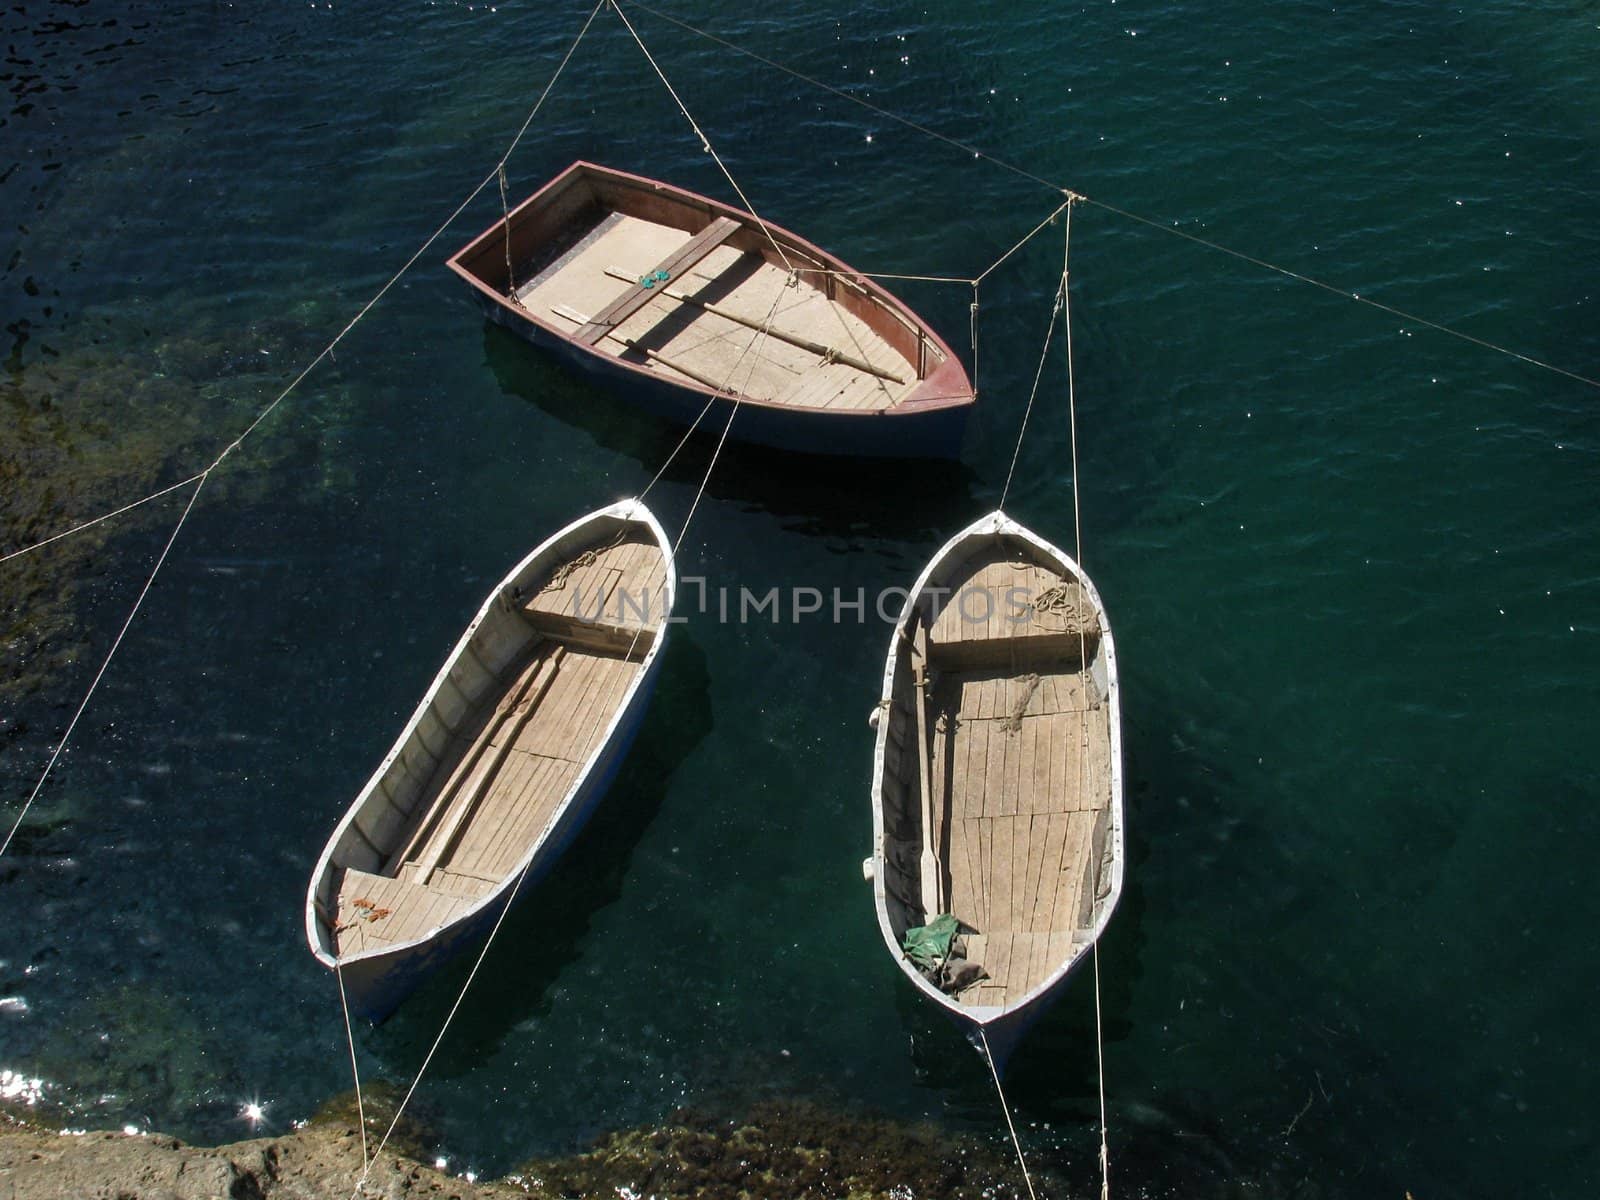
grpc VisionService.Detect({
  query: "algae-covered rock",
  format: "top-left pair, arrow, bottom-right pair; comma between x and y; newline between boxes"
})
0,310 -> 356,763
517,1098 -> 1032,1200
0,1089 -> 1341,1200
29,981 -> 241,1133
307,1078 -> 438,1165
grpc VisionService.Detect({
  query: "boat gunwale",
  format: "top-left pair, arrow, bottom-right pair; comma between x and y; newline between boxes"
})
867,508 -> 1125,1028
445,159 -> 975,418
303,498 -> 676,971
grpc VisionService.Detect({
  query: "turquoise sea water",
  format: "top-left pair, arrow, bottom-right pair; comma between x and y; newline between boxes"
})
2,1 -> 1597,1196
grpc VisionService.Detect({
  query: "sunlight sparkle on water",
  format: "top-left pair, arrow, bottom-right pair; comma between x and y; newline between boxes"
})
0,1069 -> 44,1106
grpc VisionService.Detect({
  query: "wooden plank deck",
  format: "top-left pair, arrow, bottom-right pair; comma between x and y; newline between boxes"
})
330,645 -> 638,959
331,526 -> 658,961
929,549 -> 1097,649
523,531 -> 668,640
920,663 -> 1112,1008
515,211 -> 915,410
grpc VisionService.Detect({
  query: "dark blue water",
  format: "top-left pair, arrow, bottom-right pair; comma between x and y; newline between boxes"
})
2,2 -> 1597,1196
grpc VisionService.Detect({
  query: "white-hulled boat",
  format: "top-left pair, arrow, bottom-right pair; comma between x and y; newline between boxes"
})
867,510 -> 1123,1070
305,499 -> 675,1020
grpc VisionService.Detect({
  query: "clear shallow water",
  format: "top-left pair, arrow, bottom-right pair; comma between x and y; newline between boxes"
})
2,1 -> 1597,1197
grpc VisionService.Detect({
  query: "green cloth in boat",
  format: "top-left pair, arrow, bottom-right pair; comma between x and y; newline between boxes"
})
902,913 -> 962,969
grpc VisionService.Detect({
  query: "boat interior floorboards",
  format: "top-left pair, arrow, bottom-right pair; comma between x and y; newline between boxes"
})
891,543 -> 1112,1010
516,212 -> 914,410
330,533 -> 661,960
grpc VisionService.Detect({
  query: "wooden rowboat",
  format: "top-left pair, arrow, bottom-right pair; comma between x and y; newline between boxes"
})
305,500 -> 675,1020
447,162 -> 975,459
866,510 -> 1124,1070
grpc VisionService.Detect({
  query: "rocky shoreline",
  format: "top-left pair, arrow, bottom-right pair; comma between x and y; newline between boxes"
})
0,1092 -> 1037,1200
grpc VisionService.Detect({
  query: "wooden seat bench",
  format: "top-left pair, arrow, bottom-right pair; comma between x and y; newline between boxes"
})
574,215 -> 742,346
521,605 -> 658,659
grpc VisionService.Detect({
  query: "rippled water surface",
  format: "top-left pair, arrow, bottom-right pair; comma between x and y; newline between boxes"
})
2,2 -> 1597,1197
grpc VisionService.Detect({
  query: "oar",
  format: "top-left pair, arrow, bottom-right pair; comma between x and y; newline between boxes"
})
390,645 -> 551,870
548,304 -> 743,394
411,646 -> 565,885
910,611 -> 942,916
601,265 -> 909,385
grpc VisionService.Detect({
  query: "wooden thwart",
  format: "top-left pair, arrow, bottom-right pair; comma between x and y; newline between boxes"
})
574,216 -> 741,346
550,303 -> 740,393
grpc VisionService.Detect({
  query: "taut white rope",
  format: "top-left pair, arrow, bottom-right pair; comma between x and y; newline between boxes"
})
609,0 -> 794,275
0,473 -> 207,565
335,964 -> 370,1171
998,202 -> 1073,509
979,1027 -> 1039,1200
976,197 -> 1076,287
1059,212 -> 1113,1200
0,474 -> 208,859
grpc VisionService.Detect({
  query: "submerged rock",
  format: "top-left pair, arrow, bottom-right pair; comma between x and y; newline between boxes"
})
515,1098 -> 1033,1200
0,312 -> 354,764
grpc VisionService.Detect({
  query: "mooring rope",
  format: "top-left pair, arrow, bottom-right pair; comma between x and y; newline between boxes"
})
335,964 -> 370,1172
609,0 -> 794,276
0,473 -> 207,566
0,475 -> 207,860
977,197 -> 1077,287
353,852 -> 536,1198
999,201 -> 1072,509
1060,213 -> 1113,1200
1092,944 -> 1111,1200
979,1027 -> 1039,1200
497,163 -> 517,296
624,0 -> 1600,395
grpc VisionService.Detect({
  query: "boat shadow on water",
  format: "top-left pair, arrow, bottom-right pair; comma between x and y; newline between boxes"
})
480,324 -> 982,542
367,631 -> 713,1070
